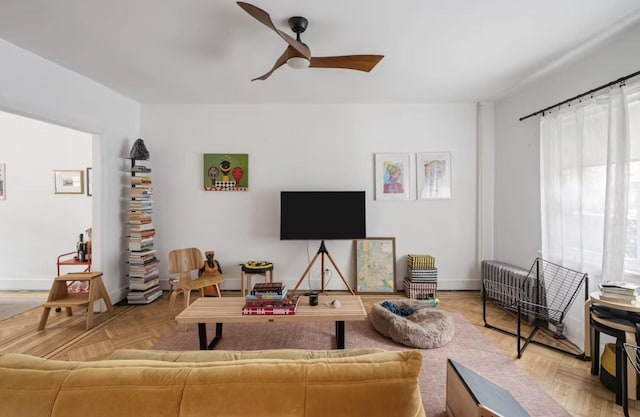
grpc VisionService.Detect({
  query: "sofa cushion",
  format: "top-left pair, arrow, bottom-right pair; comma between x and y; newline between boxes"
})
0,350 -> 425,417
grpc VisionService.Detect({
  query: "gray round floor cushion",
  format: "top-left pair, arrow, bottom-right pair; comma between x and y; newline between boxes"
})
369,299 -> 455,348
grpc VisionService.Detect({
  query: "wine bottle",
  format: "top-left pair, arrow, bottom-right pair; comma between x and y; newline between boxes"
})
79,243 -> 87,262
76,233 -> 84,260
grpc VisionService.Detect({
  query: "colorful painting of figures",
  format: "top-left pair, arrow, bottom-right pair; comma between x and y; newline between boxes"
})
203,153 -> 249,191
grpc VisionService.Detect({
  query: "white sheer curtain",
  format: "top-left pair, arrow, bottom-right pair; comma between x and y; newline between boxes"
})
540,84 -> 633,286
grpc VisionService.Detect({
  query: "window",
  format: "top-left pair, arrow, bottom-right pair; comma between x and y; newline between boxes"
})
540,83 -> 640,282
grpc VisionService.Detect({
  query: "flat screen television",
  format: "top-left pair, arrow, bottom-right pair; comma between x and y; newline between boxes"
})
280,191 -> 366,240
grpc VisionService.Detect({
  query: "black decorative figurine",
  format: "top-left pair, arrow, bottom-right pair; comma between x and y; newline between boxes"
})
129,138 -> 149,160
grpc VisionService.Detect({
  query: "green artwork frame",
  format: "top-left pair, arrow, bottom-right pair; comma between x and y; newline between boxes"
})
354,237 -> 397,294
203,153 -> 249,191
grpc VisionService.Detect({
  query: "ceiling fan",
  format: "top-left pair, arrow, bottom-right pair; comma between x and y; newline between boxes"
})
236,2 -> 384,81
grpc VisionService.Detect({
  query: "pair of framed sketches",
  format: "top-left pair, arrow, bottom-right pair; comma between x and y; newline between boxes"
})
375,152 -> 452,200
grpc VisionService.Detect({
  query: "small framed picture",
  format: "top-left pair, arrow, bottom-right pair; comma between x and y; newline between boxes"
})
374,153 -> 411,200
86,167 -> 93,196
0,163 -> 5,200
203,153 -> 249,191
54,170 -> 84,194
417,152 -> 452,199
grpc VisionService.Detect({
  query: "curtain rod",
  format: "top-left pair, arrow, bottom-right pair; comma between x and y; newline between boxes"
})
519,69 -> 640,121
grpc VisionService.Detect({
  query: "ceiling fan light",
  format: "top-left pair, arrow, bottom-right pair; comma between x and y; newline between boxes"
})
287,56 -> 311,69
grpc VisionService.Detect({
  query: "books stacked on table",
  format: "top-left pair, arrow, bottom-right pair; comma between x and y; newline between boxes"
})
599,281 -> 640,303
242,282 -> 299,315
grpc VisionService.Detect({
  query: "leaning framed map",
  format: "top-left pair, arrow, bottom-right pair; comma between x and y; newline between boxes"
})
354,237 -> 396,294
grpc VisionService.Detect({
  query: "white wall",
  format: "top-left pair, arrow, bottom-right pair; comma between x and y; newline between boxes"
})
0,111 -> 91,287
142,103 -> 480,292
495,21 -> 640,348
0,38 -> 140,302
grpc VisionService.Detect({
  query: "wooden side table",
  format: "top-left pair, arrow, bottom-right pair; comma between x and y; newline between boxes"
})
38,272 -> 115,331
240,264 -> 274,296
585,292 -> 640,402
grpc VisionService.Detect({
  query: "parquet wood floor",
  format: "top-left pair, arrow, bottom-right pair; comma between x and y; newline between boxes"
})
0,290 -> 636,416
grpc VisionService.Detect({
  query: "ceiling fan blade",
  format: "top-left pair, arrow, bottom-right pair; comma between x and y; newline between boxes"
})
236,2 -> 311,59
309,55 -> 384,72
251,46 -> 298,81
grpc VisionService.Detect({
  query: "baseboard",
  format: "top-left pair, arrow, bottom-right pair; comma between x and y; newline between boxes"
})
158,278 -> 482,292
437,279 -> 481,291
0,278 -> 52,291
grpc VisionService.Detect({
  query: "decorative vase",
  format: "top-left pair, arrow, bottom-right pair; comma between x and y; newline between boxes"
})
129,138 -> 149,160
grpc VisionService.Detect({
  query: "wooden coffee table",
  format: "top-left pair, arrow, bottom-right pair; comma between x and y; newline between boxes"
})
174,295 -> 367,350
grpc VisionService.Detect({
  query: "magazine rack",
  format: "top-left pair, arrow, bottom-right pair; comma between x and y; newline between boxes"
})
484,257 -> 588,359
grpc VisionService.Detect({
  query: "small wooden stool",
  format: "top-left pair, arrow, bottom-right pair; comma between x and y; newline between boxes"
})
38,272 -> 115,331
240,264 -> 274,296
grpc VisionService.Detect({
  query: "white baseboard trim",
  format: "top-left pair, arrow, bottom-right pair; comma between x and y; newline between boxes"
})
436,279 -> 482,291
1,277 -> 481,301
0,279 -> 52,291
159,278 -> 483,292
159,277 -> 244,291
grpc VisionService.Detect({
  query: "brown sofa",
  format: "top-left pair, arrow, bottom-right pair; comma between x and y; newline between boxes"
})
0,348 -> 425,417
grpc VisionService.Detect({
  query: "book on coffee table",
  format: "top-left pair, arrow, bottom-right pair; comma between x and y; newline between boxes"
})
242,296 -> 299,315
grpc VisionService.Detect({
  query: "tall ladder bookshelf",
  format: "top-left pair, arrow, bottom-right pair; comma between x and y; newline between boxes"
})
126,158 -> 162,304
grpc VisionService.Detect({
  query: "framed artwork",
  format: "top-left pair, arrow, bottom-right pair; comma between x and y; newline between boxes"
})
374,153 -> 410,200
0,163 -> 5,200
86,167 -> 93,196
354,237 -> 397,294
54,170 -> 84,194
417,152 -> 452,199
203,153 -> 249,191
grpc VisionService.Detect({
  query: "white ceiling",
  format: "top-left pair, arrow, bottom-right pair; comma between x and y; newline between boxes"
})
1,0 -> 639,104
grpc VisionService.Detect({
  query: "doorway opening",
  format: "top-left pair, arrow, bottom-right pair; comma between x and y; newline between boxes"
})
0,109 -> 93,292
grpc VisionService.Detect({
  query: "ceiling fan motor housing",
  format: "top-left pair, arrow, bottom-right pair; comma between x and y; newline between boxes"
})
288,16 -> 308,34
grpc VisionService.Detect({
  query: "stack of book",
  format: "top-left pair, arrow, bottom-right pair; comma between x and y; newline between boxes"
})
129,249 -> 160,291
126,161 -> 161,305
599,281 -> 640,303
242,282 -> 299,315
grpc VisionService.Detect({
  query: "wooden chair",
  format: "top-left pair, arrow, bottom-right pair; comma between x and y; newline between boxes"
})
167,248 -> 224,317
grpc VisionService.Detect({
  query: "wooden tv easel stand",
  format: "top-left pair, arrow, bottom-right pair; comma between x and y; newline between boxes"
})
291,240 -> 355,295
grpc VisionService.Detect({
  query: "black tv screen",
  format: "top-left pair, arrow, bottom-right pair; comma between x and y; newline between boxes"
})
280,191 -> 366,240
